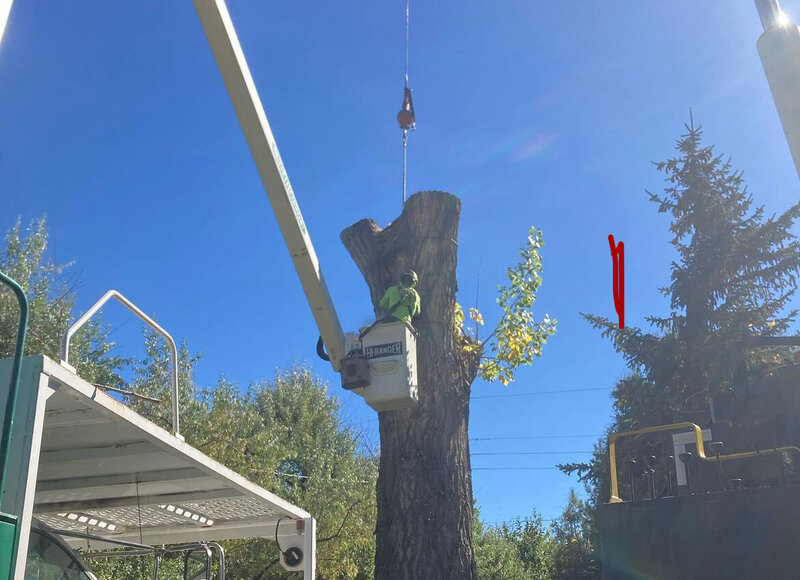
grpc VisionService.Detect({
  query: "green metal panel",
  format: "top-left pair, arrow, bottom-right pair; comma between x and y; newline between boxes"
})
0,356 -> 44,518
0,270 -> 29,506
0,513 -> 17,580
0,356 -> 43,580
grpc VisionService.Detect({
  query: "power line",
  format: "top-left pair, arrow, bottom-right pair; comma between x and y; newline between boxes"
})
471,451 -> 592,456
273,471 -> 373,485
483,519 -> 556,525
471,434 -> 601,441
472,467 -> 560,471
274,470 -> 310,480
347,424 -> 603,442
346,418 -> 378,428
343,389 -> 611,430
471,386 -> 612,399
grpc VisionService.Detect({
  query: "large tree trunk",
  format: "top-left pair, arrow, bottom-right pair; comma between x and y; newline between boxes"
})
341,191 -> 480,580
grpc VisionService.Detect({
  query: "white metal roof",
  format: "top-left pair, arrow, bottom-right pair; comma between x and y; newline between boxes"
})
32,356 -> 310,547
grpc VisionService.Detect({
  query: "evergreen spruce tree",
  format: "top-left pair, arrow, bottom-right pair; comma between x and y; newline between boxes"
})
588,119 -> 800,427
561,118 -> 800,540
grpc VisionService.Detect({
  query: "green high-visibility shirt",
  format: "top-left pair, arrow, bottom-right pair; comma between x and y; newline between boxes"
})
379,284 -> 421,325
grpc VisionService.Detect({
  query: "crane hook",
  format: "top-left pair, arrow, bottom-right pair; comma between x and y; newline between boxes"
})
397,86 -> 416,131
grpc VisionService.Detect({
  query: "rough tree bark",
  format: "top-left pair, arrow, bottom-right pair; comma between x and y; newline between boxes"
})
341,191 -> 481,580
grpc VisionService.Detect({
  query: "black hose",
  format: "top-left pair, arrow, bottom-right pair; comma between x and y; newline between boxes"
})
316,336 -> 330,361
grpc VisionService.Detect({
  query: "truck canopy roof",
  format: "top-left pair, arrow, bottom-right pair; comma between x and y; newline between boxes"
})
3,355 -> 311,550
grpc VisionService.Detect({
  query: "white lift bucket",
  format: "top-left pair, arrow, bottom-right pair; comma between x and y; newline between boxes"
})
360,321 -> 418,412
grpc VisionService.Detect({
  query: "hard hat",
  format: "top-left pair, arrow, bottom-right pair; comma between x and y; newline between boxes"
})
401,270 -> 418,287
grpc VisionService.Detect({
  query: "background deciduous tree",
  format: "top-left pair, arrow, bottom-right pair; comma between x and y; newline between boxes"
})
472,495 -> 601,580
0,217 -> 128,387
1,217 -> 378,580
549,490 -> 599,580
473,506 -> 552,580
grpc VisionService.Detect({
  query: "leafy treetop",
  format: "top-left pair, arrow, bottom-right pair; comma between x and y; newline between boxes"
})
457,227 -> 557,385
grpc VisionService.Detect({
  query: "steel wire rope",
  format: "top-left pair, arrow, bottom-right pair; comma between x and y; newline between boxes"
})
399,0 -> 413,205
472,467 -> 560,471
471,386 -> 613,399
404,0 -> 410,87
472,451 -> 593,456
471,434 -> 601,441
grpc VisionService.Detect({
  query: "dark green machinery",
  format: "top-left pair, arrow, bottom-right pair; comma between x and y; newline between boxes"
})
0,271 -> 29,579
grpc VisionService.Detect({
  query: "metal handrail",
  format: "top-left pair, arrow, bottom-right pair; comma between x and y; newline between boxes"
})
60,290 -> 180,437
57,531 -> 225,579
0,269 -> 29,501
608,421 -> 800,503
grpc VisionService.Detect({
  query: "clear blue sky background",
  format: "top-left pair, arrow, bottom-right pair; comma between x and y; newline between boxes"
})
2,1 -> 800,525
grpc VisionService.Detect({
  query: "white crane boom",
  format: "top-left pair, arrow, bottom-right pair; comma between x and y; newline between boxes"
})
0,0 -> 11,45
0,0 -> 347,371
0,0 -> 344,371
0,0 -> 429,413
192,0 -> 346,370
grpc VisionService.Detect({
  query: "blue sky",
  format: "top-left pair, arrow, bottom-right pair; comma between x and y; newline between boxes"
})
2,1 -> 800,525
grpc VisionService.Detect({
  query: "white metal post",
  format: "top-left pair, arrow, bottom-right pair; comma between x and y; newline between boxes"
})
60,289 -> 181,438
11,377 -> 53,580
303,517 -> 316,580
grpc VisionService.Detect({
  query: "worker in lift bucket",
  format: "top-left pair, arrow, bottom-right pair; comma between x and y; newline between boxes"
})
379,270 -> 421,327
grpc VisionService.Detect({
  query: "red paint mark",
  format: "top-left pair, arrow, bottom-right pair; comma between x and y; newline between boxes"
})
608,235 -> 625,329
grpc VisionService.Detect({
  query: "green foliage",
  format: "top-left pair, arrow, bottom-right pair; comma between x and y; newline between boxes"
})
549,490 -> 600,580
3,216 -> 376,580
473,506 -> 552,580
473,494 -> 602,580
0,217 -> 128,386
586,122 -> 800,416
96,345 -> 378,580
98,348 -> 379,580
502,512 -> 553,580
556,440 -> 607,543
245,368 -> 377,580
457,227 -> 557,385
122,328 -> 203,432
474,523 -> 530,580
84,553 -> 183,579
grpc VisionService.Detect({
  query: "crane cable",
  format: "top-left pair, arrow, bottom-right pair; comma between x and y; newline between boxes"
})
404,0 -> 410,87
396,0 -> 416,208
